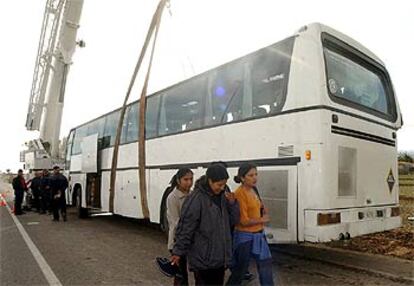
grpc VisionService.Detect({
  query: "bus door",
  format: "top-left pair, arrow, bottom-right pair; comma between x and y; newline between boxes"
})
256,165 -> 297,243
81,134 -> 101,208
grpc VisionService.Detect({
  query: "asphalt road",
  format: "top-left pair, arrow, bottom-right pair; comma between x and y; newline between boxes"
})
1,184 -> 411,286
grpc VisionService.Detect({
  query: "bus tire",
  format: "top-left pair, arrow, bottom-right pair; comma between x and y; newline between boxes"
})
71,187 -> 77,207
75,186 -> 88,219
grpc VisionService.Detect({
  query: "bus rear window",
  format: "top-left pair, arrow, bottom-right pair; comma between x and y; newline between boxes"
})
323,34 -> 396,121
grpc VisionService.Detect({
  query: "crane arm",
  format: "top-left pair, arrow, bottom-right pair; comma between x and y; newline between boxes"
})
23,0 -> 84,170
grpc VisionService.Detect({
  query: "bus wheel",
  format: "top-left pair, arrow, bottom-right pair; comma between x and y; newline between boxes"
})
75,187 -> 88,219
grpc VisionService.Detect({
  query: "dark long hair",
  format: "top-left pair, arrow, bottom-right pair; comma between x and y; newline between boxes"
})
234,163 -> 257,184
160,168 -> 193,232
169,168 -> 193,190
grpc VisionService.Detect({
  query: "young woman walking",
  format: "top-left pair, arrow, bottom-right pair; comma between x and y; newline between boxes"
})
171,164 -> 239,285
227,163 -> 274,286
166,168 -> 194,285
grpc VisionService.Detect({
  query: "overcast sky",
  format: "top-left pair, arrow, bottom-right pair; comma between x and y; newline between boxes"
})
0,0 -> 413,172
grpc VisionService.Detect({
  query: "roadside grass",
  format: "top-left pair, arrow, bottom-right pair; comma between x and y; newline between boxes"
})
400,174 -> 414,228
399,173 -> 413,226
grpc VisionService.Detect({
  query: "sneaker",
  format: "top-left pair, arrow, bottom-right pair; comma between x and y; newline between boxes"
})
155,257 -> 180,278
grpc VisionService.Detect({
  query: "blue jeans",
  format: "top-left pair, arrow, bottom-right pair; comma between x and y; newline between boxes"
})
227,240 -> 274,286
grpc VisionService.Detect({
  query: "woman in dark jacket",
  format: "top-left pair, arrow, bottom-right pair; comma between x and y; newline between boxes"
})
171,164 -> 238,285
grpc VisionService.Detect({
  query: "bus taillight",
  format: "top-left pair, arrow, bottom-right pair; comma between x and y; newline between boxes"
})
391,207 -> 400,217
317,212 -> 341,225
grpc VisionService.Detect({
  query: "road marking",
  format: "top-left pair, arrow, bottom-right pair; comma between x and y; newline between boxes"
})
27,222 -> 40,225
1,196 -> 63,286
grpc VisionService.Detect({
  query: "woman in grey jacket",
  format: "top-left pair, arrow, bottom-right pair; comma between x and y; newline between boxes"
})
171,164 -> 239,285
166,168 -> 194,285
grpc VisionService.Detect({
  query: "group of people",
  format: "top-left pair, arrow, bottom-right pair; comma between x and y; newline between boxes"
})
13,162 -> 273,285
163,162 -> 274,286
12,166 -> 69,222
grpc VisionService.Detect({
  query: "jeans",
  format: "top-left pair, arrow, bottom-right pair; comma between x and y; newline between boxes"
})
227,240 -> 274,286
40,189 -> 51,213
52,198 -> 67,221
32,189 -> 41,211
14,191 -> 24,215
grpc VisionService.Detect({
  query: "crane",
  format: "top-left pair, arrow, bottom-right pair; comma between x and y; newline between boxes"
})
23,0 -> 84,170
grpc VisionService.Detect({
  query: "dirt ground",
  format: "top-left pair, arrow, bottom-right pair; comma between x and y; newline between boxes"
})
325,174 -> 414,260
2,190 -> 410,286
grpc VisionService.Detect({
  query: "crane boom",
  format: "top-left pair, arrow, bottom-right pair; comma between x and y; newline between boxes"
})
26,0 -> 65,132
23,0 -> 83,170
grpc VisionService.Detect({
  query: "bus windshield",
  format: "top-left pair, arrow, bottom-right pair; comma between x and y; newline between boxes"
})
323,35 -> 396,121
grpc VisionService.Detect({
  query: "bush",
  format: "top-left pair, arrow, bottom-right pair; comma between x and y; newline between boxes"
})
399,152 -> 414,163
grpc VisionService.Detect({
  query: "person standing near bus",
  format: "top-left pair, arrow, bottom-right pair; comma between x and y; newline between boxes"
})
40,169 -> 52,214
227,163 -> 274,286
50,166 -> 68,221
171,164 -> 237,285
166,168 -> 194,285
29,171 -> 42,212
12,169 -> 28,215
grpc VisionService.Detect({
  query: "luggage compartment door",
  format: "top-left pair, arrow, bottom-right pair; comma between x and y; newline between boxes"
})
256,165 -> 297,243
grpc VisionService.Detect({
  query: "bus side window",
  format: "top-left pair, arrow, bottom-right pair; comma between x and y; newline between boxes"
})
248,41 -> 293,118
123,104 -> 139,143
86,117 -> 105,149
102,110 -> 120,148
146,95 -> 160,139
158,77 -> 205,136
119,106 -> 129,144
72,125 -> 87,155
65,130 -> 75,168
206,62 -> 244,125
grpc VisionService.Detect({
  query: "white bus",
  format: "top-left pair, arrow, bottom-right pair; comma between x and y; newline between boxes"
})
65,23 -> 403,243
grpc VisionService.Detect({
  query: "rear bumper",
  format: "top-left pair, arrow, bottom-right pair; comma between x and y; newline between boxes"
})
304,205 -> 401,242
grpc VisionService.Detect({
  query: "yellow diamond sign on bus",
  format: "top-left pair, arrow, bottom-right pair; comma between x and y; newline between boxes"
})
387,169 -> 395,193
